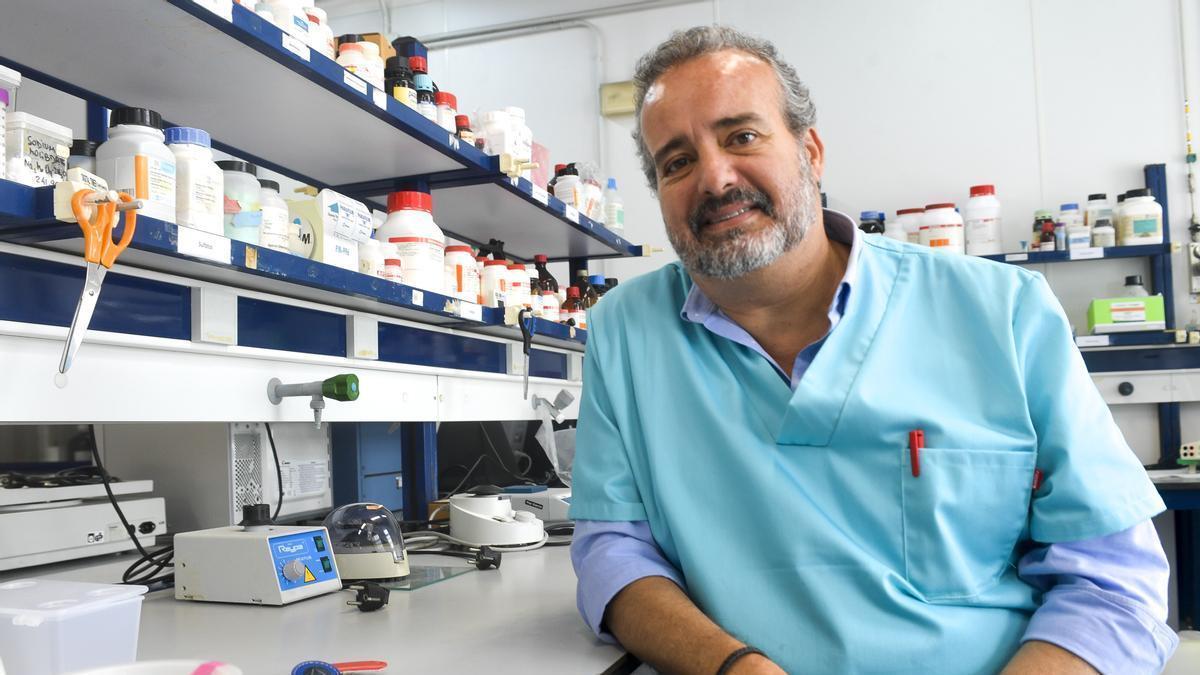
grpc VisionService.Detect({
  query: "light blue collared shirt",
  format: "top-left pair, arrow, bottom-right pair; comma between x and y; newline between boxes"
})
572,212 -> 1175,672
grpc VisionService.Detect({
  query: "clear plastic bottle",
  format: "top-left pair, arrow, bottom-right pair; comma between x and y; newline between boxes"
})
95,107 -> 177,223
603,178 -> 625,233
376,190 -> 446,292
165,126 -> 223,235
258,179 -> 291,252
216,160 -> 260,244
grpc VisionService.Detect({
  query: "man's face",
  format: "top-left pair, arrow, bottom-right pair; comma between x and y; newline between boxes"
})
640,50 -> 824,279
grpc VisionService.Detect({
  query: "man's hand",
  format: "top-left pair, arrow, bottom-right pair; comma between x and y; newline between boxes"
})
607,576 -> 786,674
1000,640 -> 1099,675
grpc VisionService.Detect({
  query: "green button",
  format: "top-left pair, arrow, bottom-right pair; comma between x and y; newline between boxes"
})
321,557 -> 332,573
314,536 -> 325,552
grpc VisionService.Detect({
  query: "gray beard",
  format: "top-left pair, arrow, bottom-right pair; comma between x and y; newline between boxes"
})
668,161 -> 818,280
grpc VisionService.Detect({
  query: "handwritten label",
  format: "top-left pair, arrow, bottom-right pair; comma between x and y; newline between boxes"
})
458,302 -> 483,322
343,71 -> 368,95
564,205 -> 579,223
1075,335 -> 1111,347
1004,253 -> 1029,262
411,289 -> 424,306
177,227 -> 232,265
1069,247 -> 1104,260
531,185 -> 549,205
372,89 -> 387,110
281,34 -> 311,61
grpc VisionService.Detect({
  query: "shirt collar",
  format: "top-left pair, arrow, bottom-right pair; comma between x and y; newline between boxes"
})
681,208 -> 861,324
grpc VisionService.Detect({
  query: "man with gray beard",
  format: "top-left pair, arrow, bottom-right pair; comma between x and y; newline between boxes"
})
567,25 -> 1175,675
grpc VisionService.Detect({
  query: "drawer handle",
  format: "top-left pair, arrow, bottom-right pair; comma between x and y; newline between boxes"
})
1118,382 -> 1135,396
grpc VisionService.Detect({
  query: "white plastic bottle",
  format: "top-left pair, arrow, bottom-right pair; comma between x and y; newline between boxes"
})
435,92 -> 458,134
216,160 -> 261,245
95,107 -> 177,223
920,203 -> 964,253
503,106 -> 533,179
895,208 -> 923,244
337,43 -> 366,78
358,237 -> 384,277
263,0 -> 310,41
882,215 -> 907,242
603,177 -> 625,232
1119,189 -> 1164,245
506,264 -> 530,308
444,245 -> 480,302
481,260 -> 509,307
540,290 -> 561,322
963,185 -> 1001,256
164,126 -> 223,235
357,40 -> 385,90
553,165 -> 580,208
258,179 -> 291,252
302,7 -> 335,59
376,190 -> 445,292
1083,193 -> 1110,232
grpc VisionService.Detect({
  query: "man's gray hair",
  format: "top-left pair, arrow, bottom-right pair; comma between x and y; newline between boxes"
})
632,25 -> 817,191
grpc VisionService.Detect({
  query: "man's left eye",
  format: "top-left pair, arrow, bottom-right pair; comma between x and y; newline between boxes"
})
732,131 -> 757,145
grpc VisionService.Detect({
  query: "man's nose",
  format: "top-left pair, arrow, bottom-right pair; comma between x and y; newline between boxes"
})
694,149 -> 739,197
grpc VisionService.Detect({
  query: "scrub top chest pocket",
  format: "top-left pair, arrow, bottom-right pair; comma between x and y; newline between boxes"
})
901,446 -> 1036,601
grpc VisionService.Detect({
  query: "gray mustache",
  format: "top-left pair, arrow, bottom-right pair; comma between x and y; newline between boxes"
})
688,188 -> 776,235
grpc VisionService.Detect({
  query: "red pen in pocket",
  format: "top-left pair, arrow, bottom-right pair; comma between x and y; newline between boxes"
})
908,429 -> 924,478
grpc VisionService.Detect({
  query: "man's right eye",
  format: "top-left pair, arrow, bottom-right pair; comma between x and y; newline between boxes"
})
662,157 -> 689,176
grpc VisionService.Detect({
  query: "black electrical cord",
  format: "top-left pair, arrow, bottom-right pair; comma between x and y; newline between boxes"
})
264,422 -> 284,523
440,455 -> 485,499
88,426 -> 174,588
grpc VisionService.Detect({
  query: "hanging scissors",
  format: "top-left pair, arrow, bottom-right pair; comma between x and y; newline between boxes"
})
56,188 -> 140,381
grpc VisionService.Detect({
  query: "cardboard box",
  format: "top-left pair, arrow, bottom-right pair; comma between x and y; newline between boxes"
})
286,189 -> 373,272
1087,295 -> 1166,334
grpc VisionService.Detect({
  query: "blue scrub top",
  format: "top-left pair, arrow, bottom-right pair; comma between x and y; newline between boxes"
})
568,234 -> 1164,674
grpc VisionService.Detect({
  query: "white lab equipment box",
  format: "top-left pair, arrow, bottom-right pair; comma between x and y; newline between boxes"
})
100,422 -> 332,532
0,579 -> 147,675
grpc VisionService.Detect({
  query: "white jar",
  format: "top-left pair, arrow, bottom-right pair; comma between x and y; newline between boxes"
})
444,245 -> 480,302
95,107 -> 176,222
963,185 -> 1001,256
554,171 -> 580,208
1084,193 -> 1110,231
540,291 -> 561,321
263,0 -> 310,40
920,203 -> 964,254
895,208 -> 923,244
481,260 -> 509,308
506,263 -> 530,308
1118,189 -> 1164,245
302,7 -> 335,59
216,160 -> 260,245
480,109 -> 510,155
164,127 -> 223,235
357,40 -> 385,89
358,237 -> 384,277
382,243 -> 402,282
436,92 -> 458,134
1092,218 -> 1117,248
5,112 -> 71,188
337,43 -> 366,77
376,190 -> 445,292
258,179 -> 291,252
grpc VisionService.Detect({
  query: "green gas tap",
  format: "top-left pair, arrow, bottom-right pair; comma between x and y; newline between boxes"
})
268,374 -> 360,428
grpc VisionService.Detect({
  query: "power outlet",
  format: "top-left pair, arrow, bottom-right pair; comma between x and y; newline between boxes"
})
1190,243 -> 1200,294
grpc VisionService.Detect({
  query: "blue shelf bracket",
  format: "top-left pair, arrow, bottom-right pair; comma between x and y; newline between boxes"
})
1144,163 -> 1175,329
402,422 -> 438,520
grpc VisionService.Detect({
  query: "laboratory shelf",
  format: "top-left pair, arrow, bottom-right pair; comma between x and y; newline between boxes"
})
338,173 -> 642,263
0,179 -> 587,351
1075,331 -> 1181,349
981,243 -> 1170,265
0,0 -> 489,189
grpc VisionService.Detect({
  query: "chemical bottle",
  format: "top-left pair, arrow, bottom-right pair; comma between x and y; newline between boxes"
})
540,291 -> 561,322
444,245 -> 479,302
858,211 -> 885,234
587,275 -> 607,303
1092,217 -> 1116,248
1084,193 -> 1110,231
436,92 -> 458,133
164,127 -> 223,235
303,7 -> 336,59
533,254 -> 559,293
963,185 -> 1002,256
258,180 -> 291,252
262,0 -> 310,41
603,178 -> 625,233
920,203 -> 964,253
1057,203 -> 1083,251
376,190 -> 446,292
896,208 -> 923,244
882,212 -> 907,242
357,40 -> 385,90
336,43 -> 366,79
95,107 -> 177,223
1124,275 -> 1150,297
1113,192 -> 1129,243
455,115 -> 475,144
561,287 -> 584,327
554,164 -> 581,208
549,163 -> 567,195
409,57 -> 438,122
505,263 -> 530,308
359,237 -> 384,278
384,57 -> 418,109
481,260 -> 509,307
1038,216 -> 1056,252
1118,189 -> 1164,246
605,278 -> 620,293
525,264 -> 544,316
216,160 -> 261,244
504,107 -> 534,180
68,140 -> 98,174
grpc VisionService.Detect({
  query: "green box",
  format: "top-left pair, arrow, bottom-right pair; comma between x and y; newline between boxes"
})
1087,295 -> 1166,334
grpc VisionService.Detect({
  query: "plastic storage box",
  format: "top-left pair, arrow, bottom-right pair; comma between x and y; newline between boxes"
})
0,578 -> 148,674
4,111 -> 72,187
1087,295 -> 1167,334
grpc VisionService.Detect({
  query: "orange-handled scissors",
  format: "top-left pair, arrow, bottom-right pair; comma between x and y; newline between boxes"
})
57,188 -> 140,377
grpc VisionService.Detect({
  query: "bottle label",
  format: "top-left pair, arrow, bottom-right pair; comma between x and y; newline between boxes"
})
1132,218 -> 1160,235
392,86 -> 418,108
260,205 -> 290,251
387,237 -> 445,290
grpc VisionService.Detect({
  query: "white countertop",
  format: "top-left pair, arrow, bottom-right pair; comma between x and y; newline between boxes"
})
3,546 -> 626,675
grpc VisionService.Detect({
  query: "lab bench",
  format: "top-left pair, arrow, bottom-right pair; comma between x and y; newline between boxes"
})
0,546 -> 630,675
